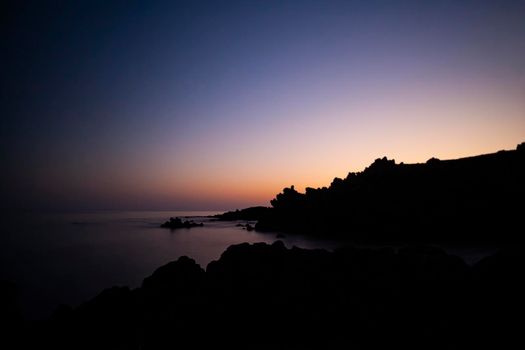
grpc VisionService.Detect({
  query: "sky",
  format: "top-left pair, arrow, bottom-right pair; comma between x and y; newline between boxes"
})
2,0 -> 525,211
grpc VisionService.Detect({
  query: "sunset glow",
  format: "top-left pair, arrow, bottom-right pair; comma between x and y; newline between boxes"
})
2,0 -> 524,210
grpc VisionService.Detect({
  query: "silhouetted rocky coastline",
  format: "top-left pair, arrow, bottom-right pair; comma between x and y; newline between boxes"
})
6,144 -> 525,348
234,143 -> 524,243
14,241 -> 525,349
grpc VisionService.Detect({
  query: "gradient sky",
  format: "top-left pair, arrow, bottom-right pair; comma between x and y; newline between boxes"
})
2,0 -> 525,210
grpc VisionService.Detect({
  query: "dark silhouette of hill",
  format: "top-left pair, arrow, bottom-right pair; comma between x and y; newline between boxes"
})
252,142 -> 525,243
18,241 -> 525,349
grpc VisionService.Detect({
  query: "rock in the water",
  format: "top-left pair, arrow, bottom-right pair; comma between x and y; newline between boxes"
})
160,217 -> 203,229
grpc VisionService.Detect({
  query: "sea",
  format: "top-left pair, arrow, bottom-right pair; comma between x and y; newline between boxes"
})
0,210 -> 498,320
0,210 -> 341,319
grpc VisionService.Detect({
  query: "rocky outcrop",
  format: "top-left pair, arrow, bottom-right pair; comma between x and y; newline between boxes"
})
160,217 -> 203,229
31,242 -> 525,349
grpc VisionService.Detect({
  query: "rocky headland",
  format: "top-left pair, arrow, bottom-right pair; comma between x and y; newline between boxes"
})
226,143 -> 525,243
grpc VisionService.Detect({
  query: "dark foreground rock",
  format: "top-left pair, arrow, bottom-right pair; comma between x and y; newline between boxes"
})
160,217 -> 203,229
19,242 -> 525,349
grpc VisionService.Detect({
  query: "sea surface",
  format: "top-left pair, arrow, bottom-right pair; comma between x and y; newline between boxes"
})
0,210 -> 498,320
0,210 -> 341,319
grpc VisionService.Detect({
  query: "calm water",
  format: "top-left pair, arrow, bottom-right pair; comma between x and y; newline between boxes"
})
0,210 -> 342,319
0,210 -> 498,320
